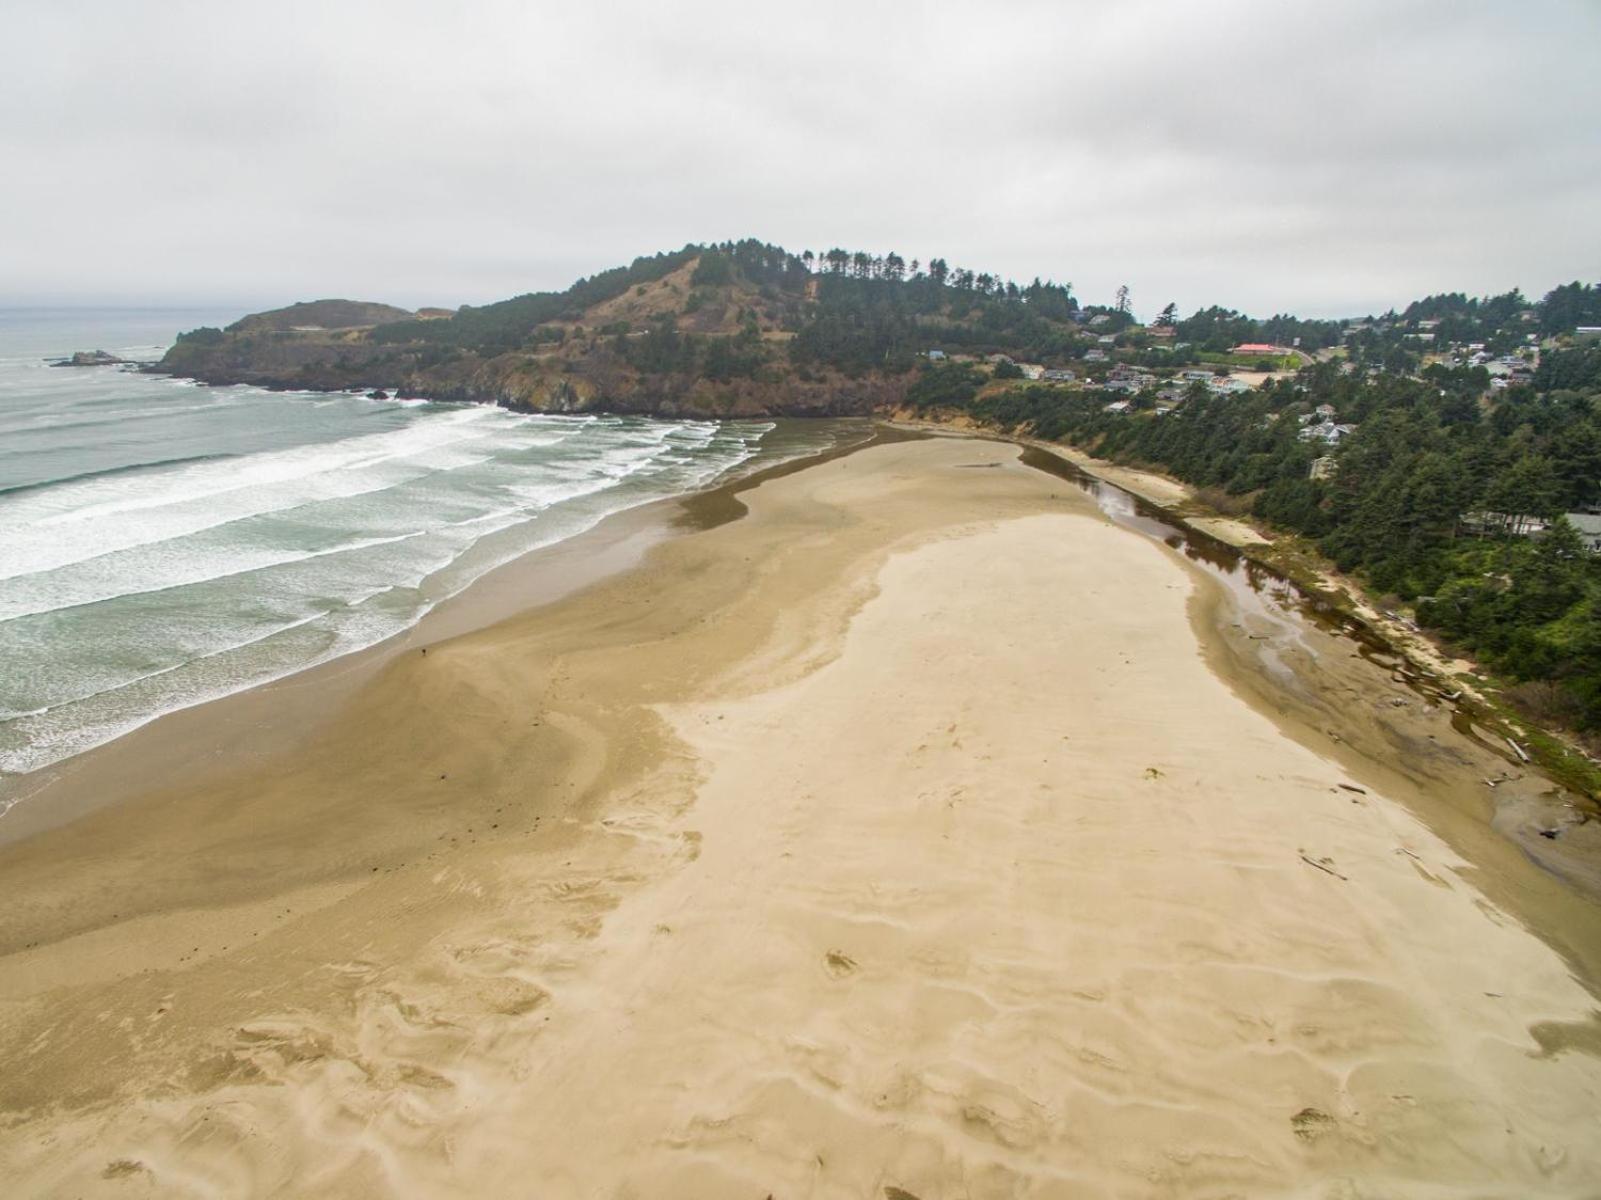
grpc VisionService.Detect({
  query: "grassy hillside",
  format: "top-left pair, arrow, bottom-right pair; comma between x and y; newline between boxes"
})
227,299 -> 416,334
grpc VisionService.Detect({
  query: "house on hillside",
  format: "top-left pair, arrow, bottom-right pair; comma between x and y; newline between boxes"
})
1462,511 -> 1548,538
925,349 -> 947,361
1309,456 -> 1338,481
1104,373 -> 1157,393
1298,420 -> 1356,445
1233,342 -> 1287,356
1097,334 -> 1117,345
1018,363 -> 1045,380
1104,399 -> 1132,413
1566,513 -> 1601,554
1147,325 -> 1176,339
1207,376 -> 1251,395
1042,368 -> 1076,383
1083,349 -> 1108,363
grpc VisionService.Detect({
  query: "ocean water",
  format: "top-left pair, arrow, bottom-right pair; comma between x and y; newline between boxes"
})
0,308 -> 862,790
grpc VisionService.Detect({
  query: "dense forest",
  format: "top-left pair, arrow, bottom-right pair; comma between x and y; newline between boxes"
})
909,293 -> 1601,730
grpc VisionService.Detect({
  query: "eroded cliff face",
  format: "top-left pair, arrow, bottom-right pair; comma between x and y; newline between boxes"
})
153,337 -> 906,418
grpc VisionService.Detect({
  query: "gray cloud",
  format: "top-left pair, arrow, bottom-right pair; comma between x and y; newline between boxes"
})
3,0 -> 1598,318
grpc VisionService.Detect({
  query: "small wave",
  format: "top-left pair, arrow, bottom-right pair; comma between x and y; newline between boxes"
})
0,529 -> 431,623
0,405 -> 517,579
0,452 -> 240,499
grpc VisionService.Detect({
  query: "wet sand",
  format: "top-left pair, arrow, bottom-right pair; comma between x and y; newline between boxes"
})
2,437 -> 1600,1197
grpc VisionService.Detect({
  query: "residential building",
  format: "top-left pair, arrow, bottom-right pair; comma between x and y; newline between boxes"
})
1298,420 -> 1356,445
1207,376 -> 1251,395
1462,511 -> 1548,538
1566,513 -> 1601,554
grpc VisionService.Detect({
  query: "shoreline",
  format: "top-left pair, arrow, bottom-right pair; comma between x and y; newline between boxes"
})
8,420 -> 1599,946
3,435 -> 1601,1193
0,420 -> 894,847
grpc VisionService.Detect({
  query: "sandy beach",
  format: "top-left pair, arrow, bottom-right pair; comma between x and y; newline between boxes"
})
3,436 -> 1600,1197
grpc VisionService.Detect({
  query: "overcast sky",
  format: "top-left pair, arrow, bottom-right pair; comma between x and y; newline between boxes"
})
4,0 -> 1598,319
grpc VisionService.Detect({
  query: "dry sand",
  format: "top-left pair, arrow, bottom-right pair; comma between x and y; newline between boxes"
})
2,437 -> 1600,1197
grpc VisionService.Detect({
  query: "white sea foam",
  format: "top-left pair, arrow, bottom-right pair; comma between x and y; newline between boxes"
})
0,406 -> 515,579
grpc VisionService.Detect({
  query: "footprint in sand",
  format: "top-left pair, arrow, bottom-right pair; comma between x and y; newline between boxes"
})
1292,1107 -> 1336,1142
824,950 -> 858,978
